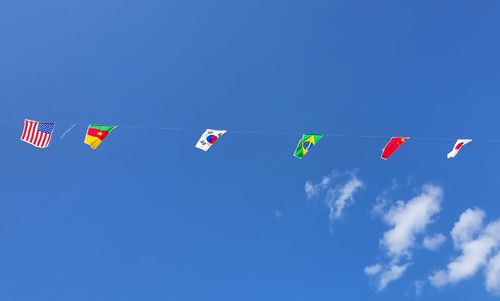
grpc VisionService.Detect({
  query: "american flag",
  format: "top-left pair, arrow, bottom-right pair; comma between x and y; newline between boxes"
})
20,119 -> 55,148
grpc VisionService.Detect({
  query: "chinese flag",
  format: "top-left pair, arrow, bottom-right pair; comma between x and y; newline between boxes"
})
381,137 -> 409,160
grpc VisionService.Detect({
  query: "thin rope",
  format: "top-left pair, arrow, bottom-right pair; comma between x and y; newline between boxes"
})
59,124 -> 77,139
117,125 -> 200,132
0,120 -> 22,124
230,129 -> 300,136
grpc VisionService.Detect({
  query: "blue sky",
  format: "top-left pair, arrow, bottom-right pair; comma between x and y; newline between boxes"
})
1,0 -> 500,300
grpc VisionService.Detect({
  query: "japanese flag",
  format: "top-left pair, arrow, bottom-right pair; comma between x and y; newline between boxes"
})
195,129 -> 227,151
447,139 -> 472,159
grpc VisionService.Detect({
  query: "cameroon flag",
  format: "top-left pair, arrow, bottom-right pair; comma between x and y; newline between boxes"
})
294,134 -> 323,159
84,124 -> 117,149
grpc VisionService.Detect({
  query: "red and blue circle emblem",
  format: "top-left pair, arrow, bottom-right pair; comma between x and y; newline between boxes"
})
206,134 -> 218,144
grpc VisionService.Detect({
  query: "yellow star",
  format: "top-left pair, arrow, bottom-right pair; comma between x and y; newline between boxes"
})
97,131 -> 103,136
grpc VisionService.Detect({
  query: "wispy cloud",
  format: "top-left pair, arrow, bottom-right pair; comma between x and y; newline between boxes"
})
414,280 -> 425,296
486,252 -> 500,295
366,184 -> 443,291
378,264 -> 410,291
305,170 -> 363,224
364,264 -> 383,276
326,176 -> 363,221
429,208 -> 500,291
371,177 -> 413,217
305,176 -> 331,199
364,262 -> 412,291
423,233 -> 446,251
381,184 -> 442,259
450,208 -> 485,249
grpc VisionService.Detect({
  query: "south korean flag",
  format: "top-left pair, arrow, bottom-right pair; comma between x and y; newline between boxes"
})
195,129 -> 227,151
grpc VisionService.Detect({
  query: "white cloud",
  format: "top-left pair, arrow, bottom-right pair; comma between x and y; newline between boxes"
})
450,208 -> 485,249
326,176 -> 363,221
305,176 -> 331,199
365,184 -> 443,290
381,184 -> 443,259
423,233 -> 447,251
371,197 -> 389,217
371,178 -> 416,217
365,263 -> 410,291
429,209 -> 500,290
364,264 -> 383,276
378,264 -> 410,291
486,251 -> 500,295
414,280 -> 425,296
305,171 -> 363,223
371,180 -> 397,217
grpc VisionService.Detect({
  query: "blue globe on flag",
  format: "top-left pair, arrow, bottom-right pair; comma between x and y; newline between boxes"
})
303,141 -> 313,150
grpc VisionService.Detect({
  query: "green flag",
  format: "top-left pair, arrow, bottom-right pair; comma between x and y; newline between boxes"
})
293,134 -> 323,159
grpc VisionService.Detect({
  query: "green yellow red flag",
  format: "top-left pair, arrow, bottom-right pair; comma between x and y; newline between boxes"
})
84,124 -> 117,149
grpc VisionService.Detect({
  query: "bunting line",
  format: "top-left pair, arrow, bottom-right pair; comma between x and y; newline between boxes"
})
0,119 -> 499,142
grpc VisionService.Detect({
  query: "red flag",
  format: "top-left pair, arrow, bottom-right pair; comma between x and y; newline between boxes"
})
381,137 -> 409,160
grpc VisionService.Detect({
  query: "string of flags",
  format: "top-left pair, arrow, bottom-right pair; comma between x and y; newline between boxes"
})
16,118 -> 474,160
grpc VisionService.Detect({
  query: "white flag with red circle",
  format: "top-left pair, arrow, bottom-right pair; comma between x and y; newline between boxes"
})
447,139 -> 472,159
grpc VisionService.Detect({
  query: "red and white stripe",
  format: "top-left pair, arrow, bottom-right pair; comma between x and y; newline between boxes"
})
20,119 -> 52,148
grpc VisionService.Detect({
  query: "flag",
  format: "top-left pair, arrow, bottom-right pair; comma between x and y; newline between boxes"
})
195,129 -> 227,151
294,134 -> 323,159
447,139 -> 472,159
20,119 -> 55,148
381,137 -> 409,160
84,124 -> 117,149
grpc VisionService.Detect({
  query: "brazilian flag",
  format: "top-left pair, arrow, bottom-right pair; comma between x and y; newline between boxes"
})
293,134 -> 323,159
